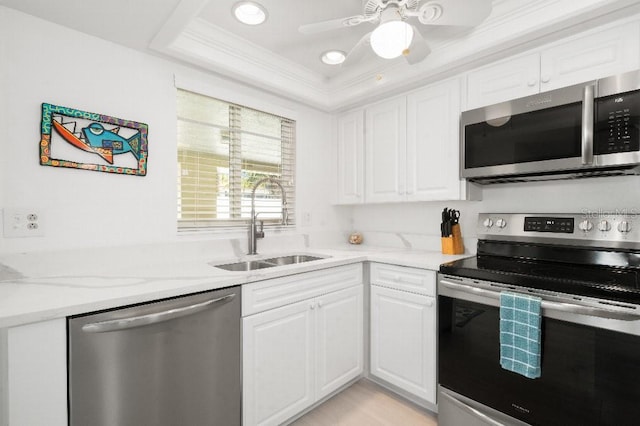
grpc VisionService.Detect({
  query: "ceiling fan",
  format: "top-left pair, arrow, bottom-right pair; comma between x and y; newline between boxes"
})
299,0 -> 492,66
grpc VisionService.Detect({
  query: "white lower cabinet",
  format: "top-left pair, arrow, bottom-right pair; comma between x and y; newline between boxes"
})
315,287 -> 364,400
370,281 -> 436,404
3,319 -> 68,426
243,297 -> 315,426
243,284 -> 363,426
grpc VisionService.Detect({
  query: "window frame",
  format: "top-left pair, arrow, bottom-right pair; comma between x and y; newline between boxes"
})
176,87 -> 296,231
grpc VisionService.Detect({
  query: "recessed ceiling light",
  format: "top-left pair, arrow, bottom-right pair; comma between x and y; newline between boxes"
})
321,50 -> 346,65
233,1 -> 267,26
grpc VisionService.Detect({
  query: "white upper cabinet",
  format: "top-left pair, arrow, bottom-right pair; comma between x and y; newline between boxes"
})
540,22 -> 640,91
365,97 -> 407,203
466,53 -> 540,110
406,79 -> 461,201
336,110 -> 364,204
466,22 -> 640,110
342,79 -> 464,204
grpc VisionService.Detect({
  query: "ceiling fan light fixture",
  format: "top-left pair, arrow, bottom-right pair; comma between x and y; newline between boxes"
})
370,20 -> 414,59
232,1 -> 267,26
321,50 -> 346,65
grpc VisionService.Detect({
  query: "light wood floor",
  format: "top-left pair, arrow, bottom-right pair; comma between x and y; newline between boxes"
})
289,379 -> 438,426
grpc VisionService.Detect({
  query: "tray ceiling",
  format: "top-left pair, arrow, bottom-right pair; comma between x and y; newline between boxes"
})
2,0 -> 640,110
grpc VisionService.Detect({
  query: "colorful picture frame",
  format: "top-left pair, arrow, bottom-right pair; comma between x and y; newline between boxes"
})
40,103 -> 148,176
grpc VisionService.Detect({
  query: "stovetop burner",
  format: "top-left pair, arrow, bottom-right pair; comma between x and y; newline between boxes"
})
440,213 -> 640,305
440,255 -> 640,304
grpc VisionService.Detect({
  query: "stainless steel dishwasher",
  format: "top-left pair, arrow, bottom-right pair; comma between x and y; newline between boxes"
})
68,285 -> 241,426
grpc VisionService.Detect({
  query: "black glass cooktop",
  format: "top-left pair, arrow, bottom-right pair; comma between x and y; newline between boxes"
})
440,241 -> 640,305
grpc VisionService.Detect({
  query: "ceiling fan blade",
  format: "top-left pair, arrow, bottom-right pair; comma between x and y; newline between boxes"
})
298,15 -> 368,34
342,32 -> 372,67
418,0 -> 492,26
403,27 -> 431,65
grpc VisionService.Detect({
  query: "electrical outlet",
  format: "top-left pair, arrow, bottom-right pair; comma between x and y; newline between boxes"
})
3,208 -> 44,238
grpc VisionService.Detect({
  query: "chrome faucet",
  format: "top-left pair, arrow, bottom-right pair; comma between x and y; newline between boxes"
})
248,177 -> 288,255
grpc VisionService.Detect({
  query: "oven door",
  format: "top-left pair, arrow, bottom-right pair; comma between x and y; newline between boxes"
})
438,275 -> 640,426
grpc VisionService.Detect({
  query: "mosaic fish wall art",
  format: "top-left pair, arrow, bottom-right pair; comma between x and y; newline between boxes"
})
40,103 -> 148,176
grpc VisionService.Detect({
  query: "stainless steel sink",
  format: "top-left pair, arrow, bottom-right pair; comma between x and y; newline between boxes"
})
213,260 -> 276,272
262,254 -> 325,266
212,254 -> 327,271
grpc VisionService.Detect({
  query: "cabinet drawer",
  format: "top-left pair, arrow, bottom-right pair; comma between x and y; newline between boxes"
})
242,263 -> 363,316
370,263 -> 435,296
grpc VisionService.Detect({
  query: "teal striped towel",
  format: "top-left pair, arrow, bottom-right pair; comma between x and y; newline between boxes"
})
499,291 -> 542,379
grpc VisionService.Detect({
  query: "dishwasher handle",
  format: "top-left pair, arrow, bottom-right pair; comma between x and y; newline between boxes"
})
82,293 -> 235,333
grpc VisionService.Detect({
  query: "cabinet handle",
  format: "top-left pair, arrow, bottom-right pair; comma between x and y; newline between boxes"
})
310,302 -> 316,310
527,78 -> 537,87
541,74 -> 551,83
317,300 -> 323,308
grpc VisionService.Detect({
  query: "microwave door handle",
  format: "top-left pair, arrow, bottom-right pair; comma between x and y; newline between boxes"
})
581,84 -> 595,165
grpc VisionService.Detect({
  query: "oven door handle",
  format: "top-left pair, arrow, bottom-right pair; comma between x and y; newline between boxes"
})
439,389 -> 506,426
439,279 -> 640,321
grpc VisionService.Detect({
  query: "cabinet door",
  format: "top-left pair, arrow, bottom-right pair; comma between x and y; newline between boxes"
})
7,319 -> 67,426
466,53 -> 540,110
315,286 -> 363,399
365,97 -> 407,203
337,110 -> 364,204
406,79 -> 461,201
243,301 -> 315,426
370,285 -> 436,404
540,22 -> 640,92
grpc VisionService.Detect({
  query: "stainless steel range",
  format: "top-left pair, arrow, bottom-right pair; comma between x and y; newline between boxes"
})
438,213 -> 640,426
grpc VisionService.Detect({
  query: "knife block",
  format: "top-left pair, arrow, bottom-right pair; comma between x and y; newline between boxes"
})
441,224 -> 464,255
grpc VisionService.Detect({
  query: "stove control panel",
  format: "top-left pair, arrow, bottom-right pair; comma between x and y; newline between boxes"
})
524,217 -> 574,233
477,213 -> 640,248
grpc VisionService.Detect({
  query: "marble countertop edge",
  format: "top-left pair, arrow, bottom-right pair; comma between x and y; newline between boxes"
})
0,245 -> 470,329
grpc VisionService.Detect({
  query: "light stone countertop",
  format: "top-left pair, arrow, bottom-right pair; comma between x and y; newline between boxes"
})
0,239 -> 470,328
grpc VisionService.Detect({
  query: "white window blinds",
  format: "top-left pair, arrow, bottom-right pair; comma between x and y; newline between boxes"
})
177,89 -> 295,229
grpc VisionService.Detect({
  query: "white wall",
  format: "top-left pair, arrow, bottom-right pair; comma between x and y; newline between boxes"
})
348,176 -> 640,252
479,176 -> 640,214
0,7 -> 343,254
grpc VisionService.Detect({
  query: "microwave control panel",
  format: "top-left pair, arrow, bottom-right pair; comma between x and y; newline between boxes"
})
595,91 -> 640,154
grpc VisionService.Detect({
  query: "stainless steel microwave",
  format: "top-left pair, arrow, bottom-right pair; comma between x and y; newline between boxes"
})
461,70 -> 640,184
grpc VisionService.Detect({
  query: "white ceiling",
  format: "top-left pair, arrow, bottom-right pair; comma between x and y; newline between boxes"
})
2,0 -> 640,110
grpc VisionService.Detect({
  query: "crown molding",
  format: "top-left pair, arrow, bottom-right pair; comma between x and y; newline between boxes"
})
154,17 -> 334,110
151,0 -> 640,112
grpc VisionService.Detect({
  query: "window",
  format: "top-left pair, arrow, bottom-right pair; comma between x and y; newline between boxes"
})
177,89 -> 295,229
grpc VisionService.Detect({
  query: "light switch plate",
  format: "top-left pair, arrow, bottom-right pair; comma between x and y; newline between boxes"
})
3,208 -> 45,238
